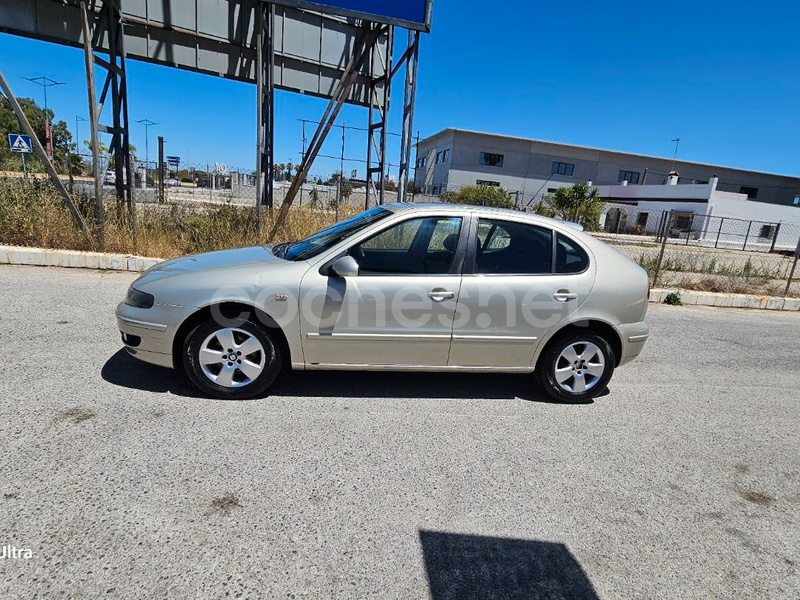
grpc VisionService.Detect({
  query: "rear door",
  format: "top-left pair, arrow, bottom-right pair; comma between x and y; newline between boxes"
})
448,217 -> 595,369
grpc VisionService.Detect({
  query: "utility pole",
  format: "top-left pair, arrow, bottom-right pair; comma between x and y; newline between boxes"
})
136,118 -> 158,182
23,75 -> 65,160
299,120 -> 306,208
157,135 -> 165,203
75,115 -> 87,157
336,122 -> 345,222
670,138 -> 681,172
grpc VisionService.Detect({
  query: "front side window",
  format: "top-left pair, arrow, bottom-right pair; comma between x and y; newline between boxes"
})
479,152 -> 504,168
473,219 -> 552,275
349,216 -> 462,275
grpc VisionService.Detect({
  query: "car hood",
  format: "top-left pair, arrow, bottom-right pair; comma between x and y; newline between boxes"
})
134,245 -> 283,286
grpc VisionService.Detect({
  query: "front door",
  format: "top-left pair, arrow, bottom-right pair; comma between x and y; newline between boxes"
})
448,218 -> 595,369
299,215 -> 465,367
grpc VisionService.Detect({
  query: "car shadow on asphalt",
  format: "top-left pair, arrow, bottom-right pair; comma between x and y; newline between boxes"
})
102,348 -> 603,404
419,530 -> 601,600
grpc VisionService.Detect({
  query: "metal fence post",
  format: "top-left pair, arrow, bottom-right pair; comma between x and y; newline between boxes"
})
769,223 -> 781,253
715,217 -> 724,248
653,211 -> 672,288
743,221 -> 752,251
686,213 -> 693,245
785,238 -> 800,297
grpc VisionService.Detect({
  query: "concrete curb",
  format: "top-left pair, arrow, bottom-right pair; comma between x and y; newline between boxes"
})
0,245 -> 162,272
650,288 -> 800,311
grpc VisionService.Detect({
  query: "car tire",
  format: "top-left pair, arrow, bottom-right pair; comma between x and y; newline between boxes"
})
537,332 -> 615,403
183,319 -> 282,400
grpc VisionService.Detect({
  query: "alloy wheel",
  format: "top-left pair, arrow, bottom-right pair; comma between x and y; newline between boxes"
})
198,327 -> 266,388
554,342 -> 605,394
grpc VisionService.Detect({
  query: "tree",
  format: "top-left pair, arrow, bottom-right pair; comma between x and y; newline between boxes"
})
535,183 -> 604,231
441,184 -> 514,209
0,96 -> 82,174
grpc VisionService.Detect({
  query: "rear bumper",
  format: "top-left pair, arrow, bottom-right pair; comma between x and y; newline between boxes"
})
614,321 -> 650,366
116,302 -> 175,369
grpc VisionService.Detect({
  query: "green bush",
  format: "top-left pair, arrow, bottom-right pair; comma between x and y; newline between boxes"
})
663,291 -> 683,306
441,185 -> 514,209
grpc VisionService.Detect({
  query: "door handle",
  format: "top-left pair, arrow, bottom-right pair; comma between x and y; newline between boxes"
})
553,291 -> 578,302
428,289 -> 455,302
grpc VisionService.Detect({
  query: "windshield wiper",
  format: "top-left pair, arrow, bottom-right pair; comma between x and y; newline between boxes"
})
272,240 -> 299,258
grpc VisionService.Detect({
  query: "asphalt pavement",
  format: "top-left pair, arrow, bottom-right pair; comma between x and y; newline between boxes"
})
0,264 -> 798,599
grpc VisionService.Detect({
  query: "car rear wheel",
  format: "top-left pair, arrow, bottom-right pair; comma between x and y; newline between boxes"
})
183,319 -> 282,399
537,332 -> 615,403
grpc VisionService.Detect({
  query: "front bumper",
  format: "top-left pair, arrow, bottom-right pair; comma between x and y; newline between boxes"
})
116,302 -> 176,369
614,321 -> 650,366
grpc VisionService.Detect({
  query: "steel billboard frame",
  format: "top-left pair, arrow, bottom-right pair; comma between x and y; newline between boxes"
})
269,0 -> 434,32
0,0 -> 427,244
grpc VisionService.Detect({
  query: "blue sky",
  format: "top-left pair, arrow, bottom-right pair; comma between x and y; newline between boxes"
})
1,0 -> 798,178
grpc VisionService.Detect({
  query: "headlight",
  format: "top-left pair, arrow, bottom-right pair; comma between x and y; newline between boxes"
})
124,286 -> 155,309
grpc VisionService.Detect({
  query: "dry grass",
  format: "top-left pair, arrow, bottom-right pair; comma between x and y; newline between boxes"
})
0,177 -> 358,259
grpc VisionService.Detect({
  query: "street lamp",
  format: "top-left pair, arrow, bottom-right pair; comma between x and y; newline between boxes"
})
23,75 -> 65,160
136,118 -> 158,175
75,115 -> 87,154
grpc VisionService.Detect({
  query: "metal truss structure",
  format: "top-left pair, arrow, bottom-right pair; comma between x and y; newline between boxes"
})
80,0 -> 135,249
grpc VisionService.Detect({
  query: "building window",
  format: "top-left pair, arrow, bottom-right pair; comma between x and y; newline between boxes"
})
476,180 -> 500,187
759,224 -> 777,239
618,170 -> 640,184
435,151 -> 442,165
547,188 -> 558,193
636,212 -> 649,228
479,152 -> 504,168
740,186 -> 758,199
551,161 -> 574,176
442,149 -> 450,163
672,212 -> 693,231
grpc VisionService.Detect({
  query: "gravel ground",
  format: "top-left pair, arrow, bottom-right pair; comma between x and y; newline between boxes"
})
0,264 -> 798,599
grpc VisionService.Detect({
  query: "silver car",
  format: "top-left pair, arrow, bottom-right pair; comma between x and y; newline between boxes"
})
116,203 -> 650,402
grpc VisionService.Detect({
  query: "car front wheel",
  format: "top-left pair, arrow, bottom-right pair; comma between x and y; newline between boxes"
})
183,319 -> 282,399
537,332 -> 615,403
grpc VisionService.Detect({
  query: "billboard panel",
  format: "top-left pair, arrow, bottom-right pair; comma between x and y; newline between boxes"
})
271,0 -> 433,31
0,0 -> 389,107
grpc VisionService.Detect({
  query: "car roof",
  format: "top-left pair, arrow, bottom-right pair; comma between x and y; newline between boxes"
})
382,202 -> 584,231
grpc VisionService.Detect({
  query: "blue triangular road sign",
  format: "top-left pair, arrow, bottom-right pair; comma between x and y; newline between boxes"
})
8,134 -> 33,153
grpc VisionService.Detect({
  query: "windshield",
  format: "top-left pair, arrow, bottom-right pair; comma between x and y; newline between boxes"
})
279,207 -> 391,261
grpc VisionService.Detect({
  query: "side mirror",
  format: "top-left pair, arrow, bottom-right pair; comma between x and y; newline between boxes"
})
330,255 -> 359,277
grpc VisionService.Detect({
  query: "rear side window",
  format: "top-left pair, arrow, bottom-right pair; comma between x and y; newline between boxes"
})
555,232 -> 589,273
474,219 -> 552,274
